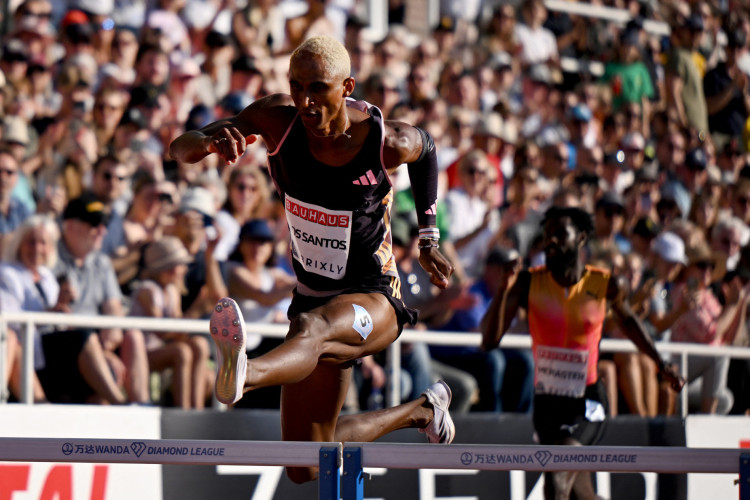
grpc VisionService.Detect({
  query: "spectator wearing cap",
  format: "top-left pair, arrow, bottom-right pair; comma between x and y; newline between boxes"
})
0,41 -> 30,89
128,84 -> 168,157
703,28 -> 750,151
0,213 -> 137,405
60,10 -> 96,60
0,147 -> 32,236
600,150 -> 626,194
630,216 -> 660,257
217,91 -> 253,120
129,236 -> 212,409
565,103 -> 596,153
224,218 -> 296,339
230,55 -> 264,101
665,10 -> 709,135
623,230 -> 688,415
54,194 -> 150,404
657,180 -> 692,229
678,147 -> 710,194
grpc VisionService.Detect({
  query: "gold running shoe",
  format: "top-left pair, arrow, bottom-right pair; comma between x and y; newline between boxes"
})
210,298 -> 247,405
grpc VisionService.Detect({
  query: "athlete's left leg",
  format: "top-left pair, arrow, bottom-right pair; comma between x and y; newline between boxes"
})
280,357 -> 450,484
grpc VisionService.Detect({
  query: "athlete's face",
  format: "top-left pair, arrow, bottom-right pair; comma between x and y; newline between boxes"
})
288,55 -> 353,135
543,216 -> 582,271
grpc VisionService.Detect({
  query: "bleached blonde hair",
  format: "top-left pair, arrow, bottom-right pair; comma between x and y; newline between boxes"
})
291,35 -> 351,81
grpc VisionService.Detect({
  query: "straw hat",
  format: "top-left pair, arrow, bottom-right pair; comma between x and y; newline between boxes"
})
143,237 -> 193,273
685,242 -> 726,283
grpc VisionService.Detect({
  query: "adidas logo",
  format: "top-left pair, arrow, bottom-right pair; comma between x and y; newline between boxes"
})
353,170 -> 378,186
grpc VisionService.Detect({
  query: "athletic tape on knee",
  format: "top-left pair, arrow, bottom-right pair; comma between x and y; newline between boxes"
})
352,304 -> 373,339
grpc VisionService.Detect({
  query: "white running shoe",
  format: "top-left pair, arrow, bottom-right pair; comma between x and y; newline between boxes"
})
210,297 -> 247,405
419,380 -> 455,444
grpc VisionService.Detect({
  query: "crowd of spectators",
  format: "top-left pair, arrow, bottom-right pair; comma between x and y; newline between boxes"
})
0,0 -> 749,416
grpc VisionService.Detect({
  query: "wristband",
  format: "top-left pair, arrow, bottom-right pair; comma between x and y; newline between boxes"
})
418,241 -> 439,249
418,228 -> 440,240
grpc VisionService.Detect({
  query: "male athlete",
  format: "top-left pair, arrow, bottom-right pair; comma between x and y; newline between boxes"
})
481,206 -> 684,499
169,35 -> 455,483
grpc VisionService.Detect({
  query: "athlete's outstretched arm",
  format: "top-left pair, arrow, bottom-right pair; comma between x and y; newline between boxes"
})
169,94 -> 292,165
481,270 -> 530,351
383,121 -> 453,289
608,275 -> 685,392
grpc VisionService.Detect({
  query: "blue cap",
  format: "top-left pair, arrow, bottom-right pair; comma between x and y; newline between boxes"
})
570,104 -> 592,122
239,219 -> 274,242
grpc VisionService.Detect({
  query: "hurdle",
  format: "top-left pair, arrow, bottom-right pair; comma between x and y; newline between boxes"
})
2,438 -> 749,499
0,437 -> 341,500
341,443 -> 750,500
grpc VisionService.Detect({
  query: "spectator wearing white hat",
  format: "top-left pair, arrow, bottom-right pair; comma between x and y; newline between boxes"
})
169,186 -> 225,318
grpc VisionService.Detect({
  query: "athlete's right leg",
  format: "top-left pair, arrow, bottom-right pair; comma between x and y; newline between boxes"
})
210,294 -> 401,404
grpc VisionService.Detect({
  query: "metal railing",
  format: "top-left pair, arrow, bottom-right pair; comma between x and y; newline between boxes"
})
2,311 -> 749,417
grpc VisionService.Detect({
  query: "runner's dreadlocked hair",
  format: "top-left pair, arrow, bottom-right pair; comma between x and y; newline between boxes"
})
541,206 -> 594,238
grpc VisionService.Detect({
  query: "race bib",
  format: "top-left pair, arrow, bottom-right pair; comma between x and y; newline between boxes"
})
285,195 -> 352,280
534,346 -> 589,398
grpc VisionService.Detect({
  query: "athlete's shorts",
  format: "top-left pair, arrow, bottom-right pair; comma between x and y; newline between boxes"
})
533,380 -> 609,446
287,275 -> 418,335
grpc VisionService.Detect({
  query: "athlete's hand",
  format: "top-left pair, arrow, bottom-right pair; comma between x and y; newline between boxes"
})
206,127 -> 257,164
418,246 -> 454,289
660,362 -> 686,392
